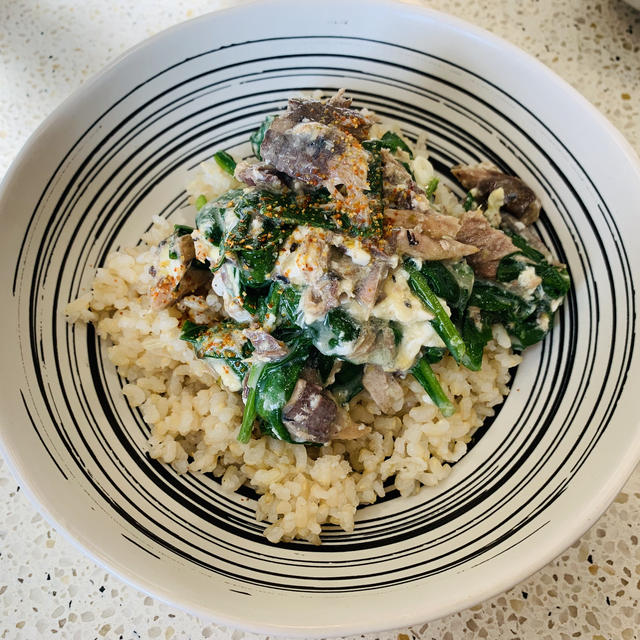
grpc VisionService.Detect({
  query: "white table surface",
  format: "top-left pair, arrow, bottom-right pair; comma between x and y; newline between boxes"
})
1,1 -> 639,638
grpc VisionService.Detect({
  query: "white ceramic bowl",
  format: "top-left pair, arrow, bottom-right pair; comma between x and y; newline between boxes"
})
1,0 -> 639,636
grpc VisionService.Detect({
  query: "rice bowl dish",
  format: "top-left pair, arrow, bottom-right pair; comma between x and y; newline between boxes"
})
66,91 -> 568,543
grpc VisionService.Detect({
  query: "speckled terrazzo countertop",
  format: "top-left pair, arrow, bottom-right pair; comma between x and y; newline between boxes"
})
1,1 -> 639,638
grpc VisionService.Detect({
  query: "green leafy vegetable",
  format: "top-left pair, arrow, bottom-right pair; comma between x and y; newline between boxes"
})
322,308 -> 360,348
255,280 -> 284,329
505,233 -> 571,299
167,225 -> 194,260
194,195 -> 207,211
461,310 -> 492,371
275,285 -> 302,327
425,177 -> 439,198
495,255 -> 525,283
238,362 -> 265,444
363,131 -> 413,157
418,260 -> 474,315
405,259 -> 479,371
467,280 -> 537,321
328,361 -> 364,405
196,189 -> 243,246
506,313 -> 550,350
381,130 -> 413,157
463,191 -> 476,211
180,320 -> 249,379
213,150 -> 237,176
422,346 -> 447,364
467,269 -> 561,352
411,355 -> 455,417
252,331 -> 313,443
389,321 -> 403,347
173,224 -> 194,236
250,115 -> 276,160
196,189 -> 294,284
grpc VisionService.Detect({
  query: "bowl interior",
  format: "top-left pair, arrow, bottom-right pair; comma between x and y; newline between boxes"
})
1,0 -> 639,635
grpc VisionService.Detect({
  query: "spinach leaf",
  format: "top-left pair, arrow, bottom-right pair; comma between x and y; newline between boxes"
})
252,331 -> 313,442
463,191 -> 476,211
363,131 -> 413,157
498,233 -> 570,300
239,283 -> 270,315
197,189 -> 294,284
194,195 -> 207,211
173,224 -> 194,236
237,362 -> 264,444
461,309 -> 492,371
364,147 -> 385,237
306,347 -> 336,384
277,285 -> 302,327
508,233 -> 570,299
167,225 -> 195,260
405,259 -> 479,371
495,255 -> 526,282
411,355 -> 455,417
381,130 -> 413,157
389,320 -> 403,347
239,329 -> 315,444
180,320 -> 249,379
328,361 -> 364,405
255,280 -> 285,329
506,313 -> 550,350
467,280 -> 537,322
418,259 -> 474,315
258,188 -> 352,232
467,277 -> 557,352
422,346 -> 447,364
256,173 -> 383,238
213,150 -> 237,176
425,177 -> 439,198
196,189 -> 243,247
250,115 -> 276,160
323,308 -> 360,348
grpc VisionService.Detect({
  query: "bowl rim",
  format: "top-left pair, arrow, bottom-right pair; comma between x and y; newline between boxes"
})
1,0 -> 639,635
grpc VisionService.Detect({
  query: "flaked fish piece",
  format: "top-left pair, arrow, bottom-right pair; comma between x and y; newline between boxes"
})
354,261 -> 389,311
262,118 -> 369,192
149,233 -> 212,309
362,364 -> 403,414
395,231 -> 478,261
452,162 -> 541,225
234,160 -> 287,192
287,95 -> 372,141
349,323 -> 397,369
385,208 -> 462,239
326,88 -> 352,109
244,329 -> 289,361
282,378 -> 338,444
381,149 -> 424,210
260,94 -> 373,225
272,226 -> 332,288
456,210 -> 518,279
384,205 -> 477,261
300,275 -> 341,321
